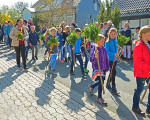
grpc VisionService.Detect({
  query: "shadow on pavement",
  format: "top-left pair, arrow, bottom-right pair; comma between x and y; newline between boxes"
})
55,60 -> 71,78
110,93 -> 144,120
65,75 -> 86,112
117,66 -> 130,82
0,66 -> 24,93
86,84 -> 115,120
35,70 -> 56,106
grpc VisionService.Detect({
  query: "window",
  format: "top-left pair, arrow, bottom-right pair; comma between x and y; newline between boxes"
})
94,2 -> 97,11
141,19 -> 149,27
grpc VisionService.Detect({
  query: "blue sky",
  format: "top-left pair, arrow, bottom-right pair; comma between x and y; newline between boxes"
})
0,0 -> 38,7
0,0 -> 105,8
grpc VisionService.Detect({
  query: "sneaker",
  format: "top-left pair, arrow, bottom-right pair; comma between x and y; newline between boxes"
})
24,67 -> 29,70
84,68 -> 89,73
88,85 -> 93,95
68,57 -> 71,62
82,73 -> 87,77
52,69 -> 56,74
70,71 -> 75,75
132,108 -> 145,116
65,58 -> 67,62
111,88 -> 120,95
48,66 -> 51,71
60,60 -> 64,63
97,98 -> 107,105
35,56 -> 38,60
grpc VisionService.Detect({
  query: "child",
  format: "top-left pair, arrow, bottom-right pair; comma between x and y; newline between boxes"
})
132,26 -> 140,51
82,24 -> 91,73
70,28 -> 86,77
46,27 -> 59,73
88,34 -> 109,104
63,26 -> 71,62
132,26 -> 150,116
105,28 -> 120,95
57,27 -> 64,63
29,26 -> 39,60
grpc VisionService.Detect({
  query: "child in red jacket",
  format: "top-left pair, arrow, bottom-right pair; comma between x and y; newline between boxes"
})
132,26 -> 150,116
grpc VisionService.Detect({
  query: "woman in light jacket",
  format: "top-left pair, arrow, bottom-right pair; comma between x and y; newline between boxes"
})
10,19 -> 29,70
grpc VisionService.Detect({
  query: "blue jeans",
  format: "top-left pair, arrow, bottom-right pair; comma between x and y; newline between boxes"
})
5,35 -> 8,45
133,77 -> 150,110
84,50 -> 90,68
70,53 -> 84,74
58,46 -> 63,60
65,44 -> 71,58
91,71 -> 106,98
26,46 -> 29,59
49,54 -> 57,70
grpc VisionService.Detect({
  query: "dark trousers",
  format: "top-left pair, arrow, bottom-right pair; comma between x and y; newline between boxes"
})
8,36 -> 12,47
70,53 -> 84,74
133,77 -> 150,110
84,50 -> 90,69
91,71 -> 106,98
14,44 -> 26,69
107,61 -> 117,88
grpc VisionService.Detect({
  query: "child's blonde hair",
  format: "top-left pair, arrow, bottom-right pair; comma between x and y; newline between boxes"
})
98,34 -> 105,40
107,28 -> 117,42
31,26 -> 35,29
50,27 -> 57,33
139,26 -> 150,40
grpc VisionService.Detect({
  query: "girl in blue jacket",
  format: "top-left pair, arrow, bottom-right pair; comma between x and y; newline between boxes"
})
105,28 -> 120,95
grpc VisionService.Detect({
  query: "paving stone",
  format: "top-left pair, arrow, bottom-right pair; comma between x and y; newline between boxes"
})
0,45 -> 112,120
22,110 -> 34,118
32,111 -> 43,119
28,107 -> 37,113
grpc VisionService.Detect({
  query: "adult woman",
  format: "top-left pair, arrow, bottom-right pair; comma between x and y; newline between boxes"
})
10,19 -> 29,70
132,26 -> 150,116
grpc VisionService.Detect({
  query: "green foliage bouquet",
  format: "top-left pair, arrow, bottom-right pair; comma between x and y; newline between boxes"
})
82,26 -> 90,40
17,28 -> 24,39
40,34 -> 46,41
89,23 -> 100,43
67,31 -> 79,46
117,35 -> 130,47
47,37 -> 58,46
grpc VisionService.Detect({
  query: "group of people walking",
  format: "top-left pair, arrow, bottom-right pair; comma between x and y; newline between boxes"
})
0,18 -> 150,117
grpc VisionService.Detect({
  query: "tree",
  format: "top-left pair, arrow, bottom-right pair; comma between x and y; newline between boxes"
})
104,0 -> 112,22
32,13 -> 41,32
0,5 -> 21,24
14,1 -> 29,12
97,0 -> 121,29
111,4 -> 121,30
97,2 -> 105,23
0,13 -> 11,24
35,0 -> 76,27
